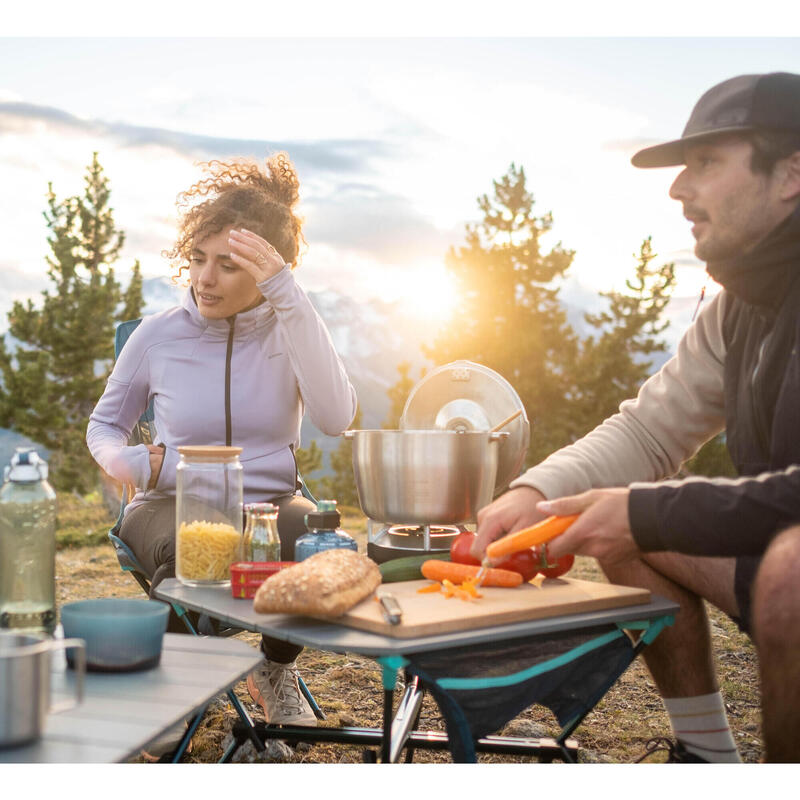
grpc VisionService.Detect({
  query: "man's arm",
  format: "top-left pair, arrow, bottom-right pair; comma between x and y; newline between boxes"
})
475,291 -> 729,557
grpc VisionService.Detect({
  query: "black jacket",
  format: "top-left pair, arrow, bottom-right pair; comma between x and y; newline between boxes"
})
629,203 -> 800,556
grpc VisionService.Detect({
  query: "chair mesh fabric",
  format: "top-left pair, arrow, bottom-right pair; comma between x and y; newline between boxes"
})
404,624 -> 636,762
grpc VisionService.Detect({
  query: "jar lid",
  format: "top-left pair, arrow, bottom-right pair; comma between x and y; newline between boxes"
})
178,445 -> 243,462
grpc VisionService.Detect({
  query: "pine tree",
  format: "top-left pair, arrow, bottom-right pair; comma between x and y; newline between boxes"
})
0,153 -> 143,493
319,407 -> 362,508
426,164 -> 578,464
295,440 -> 324,497
382,361 -> 426,429
572,238 -> 676,431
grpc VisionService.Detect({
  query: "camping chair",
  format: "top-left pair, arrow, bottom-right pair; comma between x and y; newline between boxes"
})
107,319 -> 325,747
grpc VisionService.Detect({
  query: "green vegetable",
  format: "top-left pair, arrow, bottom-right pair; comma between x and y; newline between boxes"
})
378,552 -> 451,583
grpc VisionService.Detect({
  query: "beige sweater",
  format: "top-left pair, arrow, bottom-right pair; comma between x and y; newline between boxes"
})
510,290 -> 729,499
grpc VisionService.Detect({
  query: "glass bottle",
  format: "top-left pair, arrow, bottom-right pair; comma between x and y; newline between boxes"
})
295,500 -> 358,562
0,448 -> 58,634
242,503 -> 281,562
175,446 -> 243,587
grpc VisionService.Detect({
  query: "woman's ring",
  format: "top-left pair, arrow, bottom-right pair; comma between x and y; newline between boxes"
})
254,252 -> 268,267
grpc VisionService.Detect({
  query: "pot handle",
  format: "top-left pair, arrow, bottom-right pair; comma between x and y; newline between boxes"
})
489,431 -> 511,443
342,430 -> 355,439
49,638 -> 86,714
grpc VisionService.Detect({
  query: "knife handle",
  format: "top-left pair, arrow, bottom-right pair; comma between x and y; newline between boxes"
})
379,594 -> 402,625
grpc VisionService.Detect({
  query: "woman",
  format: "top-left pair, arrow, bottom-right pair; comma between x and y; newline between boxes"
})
87,153 -> 357,727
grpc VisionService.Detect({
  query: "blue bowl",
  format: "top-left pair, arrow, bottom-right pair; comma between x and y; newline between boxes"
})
60,598 -> 169,673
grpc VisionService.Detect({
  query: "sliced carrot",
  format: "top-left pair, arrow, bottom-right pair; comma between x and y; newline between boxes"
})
421,560 -> 522,587
486,514 -> 579,561
417,581 -> 442,594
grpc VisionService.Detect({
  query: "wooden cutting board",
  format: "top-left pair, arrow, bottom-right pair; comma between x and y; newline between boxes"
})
323,577 -> 650,638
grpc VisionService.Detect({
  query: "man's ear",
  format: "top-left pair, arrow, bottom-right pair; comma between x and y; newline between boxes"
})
778,150 -> 800,202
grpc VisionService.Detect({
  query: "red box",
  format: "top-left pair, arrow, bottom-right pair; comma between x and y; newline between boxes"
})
230,561 -> 295,599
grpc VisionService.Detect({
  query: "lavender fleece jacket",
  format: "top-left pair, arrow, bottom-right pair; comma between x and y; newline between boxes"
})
87,266 -> 357,513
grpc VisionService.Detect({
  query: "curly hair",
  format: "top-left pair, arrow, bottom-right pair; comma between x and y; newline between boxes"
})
165,152 -> 306,284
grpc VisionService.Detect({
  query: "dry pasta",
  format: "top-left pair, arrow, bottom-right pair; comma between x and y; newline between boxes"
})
177,520 -> 241,581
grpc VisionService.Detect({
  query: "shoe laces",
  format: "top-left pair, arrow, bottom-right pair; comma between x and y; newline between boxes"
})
635,736 -> 678,763
266,661 -> 305,715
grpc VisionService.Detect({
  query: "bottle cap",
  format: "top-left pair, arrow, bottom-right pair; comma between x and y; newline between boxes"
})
245,502 -> 278,515
4,448 -> 48,483
304,499 -> 340,530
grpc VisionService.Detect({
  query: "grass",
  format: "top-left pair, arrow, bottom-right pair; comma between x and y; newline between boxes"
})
55,489 -> 118,549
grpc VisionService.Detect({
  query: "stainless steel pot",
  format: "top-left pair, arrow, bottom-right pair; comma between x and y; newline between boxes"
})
344,429 -> 508,525
0,631 -> 85,748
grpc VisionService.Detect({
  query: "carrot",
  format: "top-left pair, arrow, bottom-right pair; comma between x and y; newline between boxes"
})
485,514 -> 579,560
417,581 -> 442,594
420,559 -> 523,587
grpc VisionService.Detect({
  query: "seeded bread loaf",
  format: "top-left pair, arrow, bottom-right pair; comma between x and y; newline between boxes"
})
252,549 -> 381,617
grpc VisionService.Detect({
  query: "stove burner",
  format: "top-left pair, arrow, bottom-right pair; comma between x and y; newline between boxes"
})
366,521 -> 466,564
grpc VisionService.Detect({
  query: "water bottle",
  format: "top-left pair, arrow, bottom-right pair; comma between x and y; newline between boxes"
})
0,448 -> 58,634
294,500 -> 357,562
243,503 -> 281,562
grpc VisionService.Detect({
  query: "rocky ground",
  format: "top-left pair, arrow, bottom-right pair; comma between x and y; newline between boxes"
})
55,517 -> 764,765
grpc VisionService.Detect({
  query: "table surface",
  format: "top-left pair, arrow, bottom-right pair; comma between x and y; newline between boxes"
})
0,633 -> 262,763
155,578 -> 680,657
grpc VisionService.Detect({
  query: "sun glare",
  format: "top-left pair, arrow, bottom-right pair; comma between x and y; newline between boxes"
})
395,264 -> 460,326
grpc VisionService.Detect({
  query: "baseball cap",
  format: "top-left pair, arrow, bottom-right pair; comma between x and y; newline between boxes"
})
632,72 -> 800,168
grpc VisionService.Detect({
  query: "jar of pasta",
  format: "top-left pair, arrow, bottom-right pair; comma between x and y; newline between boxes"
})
175,446 -> 244,587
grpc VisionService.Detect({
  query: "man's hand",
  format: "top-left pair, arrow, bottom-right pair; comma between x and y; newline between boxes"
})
537,488 -> 639,566
146,444 -> 164,490
472,486 -> 548,560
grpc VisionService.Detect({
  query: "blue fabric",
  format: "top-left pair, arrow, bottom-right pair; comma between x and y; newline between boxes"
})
404,624 -> 640,762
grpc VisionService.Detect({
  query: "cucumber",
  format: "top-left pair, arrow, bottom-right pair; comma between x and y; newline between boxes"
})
378,552 -> 451,583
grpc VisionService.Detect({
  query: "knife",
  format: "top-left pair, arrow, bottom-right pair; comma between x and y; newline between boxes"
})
378,593 -> 403,626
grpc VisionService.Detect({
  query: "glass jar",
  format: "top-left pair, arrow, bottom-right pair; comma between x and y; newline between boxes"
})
242,503 -> 281,562
175,446 -> 243,587
295,500 -> 358,562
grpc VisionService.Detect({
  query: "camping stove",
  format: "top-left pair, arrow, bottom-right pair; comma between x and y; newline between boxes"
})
366,520 -> 467,565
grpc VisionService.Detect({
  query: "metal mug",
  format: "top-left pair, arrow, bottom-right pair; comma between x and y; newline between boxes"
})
0,631 -> 85,748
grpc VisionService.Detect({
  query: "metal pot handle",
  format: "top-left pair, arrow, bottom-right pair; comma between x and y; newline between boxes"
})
489,431 -> 511,443
48,638 -> 85,714
342,430 -> 355,439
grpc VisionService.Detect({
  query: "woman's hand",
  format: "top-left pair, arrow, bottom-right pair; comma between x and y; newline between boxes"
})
228,228 -> 286,282
146,444 -> 164,490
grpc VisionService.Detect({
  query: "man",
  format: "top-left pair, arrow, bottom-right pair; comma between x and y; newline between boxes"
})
474,72 -> 800,763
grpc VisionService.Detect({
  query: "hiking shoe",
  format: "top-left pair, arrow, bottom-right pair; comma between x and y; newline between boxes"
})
635,736 -> 710,763
246,659 -> 317,726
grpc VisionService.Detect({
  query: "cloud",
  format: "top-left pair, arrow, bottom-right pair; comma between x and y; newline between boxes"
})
0,101 -> 392,175
304,183 -> 458,264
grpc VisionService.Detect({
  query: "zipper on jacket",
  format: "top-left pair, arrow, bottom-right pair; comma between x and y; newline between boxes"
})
225,316 -> 235,446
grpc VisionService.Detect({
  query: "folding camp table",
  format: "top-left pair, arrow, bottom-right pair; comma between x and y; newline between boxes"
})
155,578 -> 678,763
0,633 -> 262,763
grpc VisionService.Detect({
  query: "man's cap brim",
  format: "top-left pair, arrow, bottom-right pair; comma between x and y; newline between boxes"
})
631,126 -> 756,168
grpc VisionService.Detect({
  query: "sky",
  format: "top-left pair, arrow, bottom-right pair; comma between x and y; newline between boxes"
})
2,7 -> 800,342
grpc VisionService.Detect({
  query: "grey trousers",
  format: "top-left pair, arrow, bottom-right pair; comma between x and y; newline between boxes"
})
120,493 -> 315,663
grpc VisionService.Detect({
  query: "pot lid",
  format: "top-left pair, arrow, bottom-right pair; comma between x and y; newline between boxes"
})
400,360 -> 530,495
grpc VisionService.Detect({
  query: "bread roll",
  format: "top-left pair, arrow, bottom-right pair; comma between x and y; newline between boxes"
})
253,549 -> 381,617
